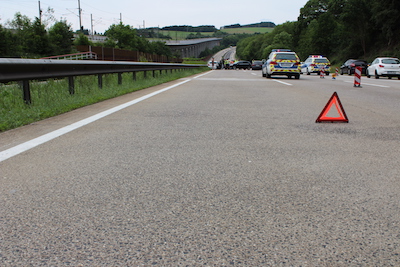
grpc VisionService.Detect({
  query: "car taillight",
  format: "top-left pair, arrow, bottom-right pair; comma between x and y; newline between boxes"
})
378,65 -> 384,68
327,64 -> 331,67
310,64 -> 316,67
350,63 -> 355,67
294,62 -> 300,65
270,61 -> 277,65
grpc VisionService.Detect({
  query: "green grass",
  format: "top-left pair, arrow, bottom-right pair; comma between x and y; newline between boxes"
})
158,30 -> 212,40
220,27 -> 274,34
183,58 -> 208,64
0,68 -> 209,132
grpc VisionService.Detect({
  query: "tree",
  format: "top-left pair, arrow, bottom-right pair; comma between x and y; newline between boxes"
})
7,12 -> 32,56
105,23 -> 142,50
372,0 -> 400,47
0,25 -> 17,57
25,17 -> 50,56
150,41 -> 172,56
340,0 -> 374,57
74,33 -> 92,46
48,20 -> 74,55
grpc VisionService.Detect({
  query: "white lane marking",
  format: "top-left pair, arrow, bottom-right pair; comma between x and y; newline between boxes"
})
343,80 -> 389,88
273,80 -> 293,86
197,78 -> 265,81
0,72 -> 211,163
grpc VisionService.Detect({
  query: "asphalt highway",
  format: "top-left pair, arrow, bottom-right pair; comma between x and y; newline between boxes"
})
1,69 -> 400,266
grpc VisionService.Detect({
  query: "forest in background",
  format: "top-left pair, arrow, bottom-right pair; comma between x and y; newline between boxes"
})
1,0 -> 399,63
236,0 -> 400,63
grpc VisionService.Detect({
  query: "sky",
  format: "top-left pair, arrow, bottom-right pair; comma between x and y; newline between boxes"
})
0,0 -> 309,33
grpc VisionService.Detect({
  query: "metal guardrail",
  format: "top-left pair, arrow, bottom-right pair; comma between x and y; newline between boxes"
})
0,58 -> 206,104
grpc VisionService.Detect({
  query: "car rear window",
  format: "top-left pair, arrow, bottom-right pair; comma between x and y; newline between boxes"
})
314,58 -> 329,63
382,59 -> 400,64
275,53 -> 297,60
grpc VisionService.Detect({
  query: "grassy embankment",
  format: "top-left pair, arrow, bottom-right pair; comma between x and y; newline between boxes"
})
0,67 -> 208,132
155,27 -> 274,40
220,27 -> 274,34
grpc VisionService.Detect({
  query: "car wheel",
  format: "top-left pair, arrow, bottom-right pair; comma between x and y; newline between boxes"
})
366,70 -> 371,78
266,73 -> 271,78
388,76 -> 392,79
262,72 -> 266,77
375,71 -> 379,79
307,69 -> 310,75
295,75 -> 300,79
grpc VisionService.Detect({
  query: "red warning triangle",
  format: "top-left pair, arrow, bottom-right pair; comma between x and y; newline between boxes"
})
316,92 -> 349,123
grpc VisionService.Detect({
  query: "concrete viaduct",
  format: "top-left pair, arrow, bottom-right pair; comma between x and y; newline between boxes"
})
165,38 -> 222,58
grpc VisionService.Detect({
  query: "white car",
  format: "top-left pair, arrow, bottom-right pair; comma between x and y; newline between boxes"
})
366,57 -> 400,79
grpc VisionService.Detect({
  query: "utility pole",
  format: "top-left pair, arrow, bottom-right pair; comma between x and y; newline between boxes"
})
78,0 -> 82,31
38,1 -> 42,24
91,14 -> 93,36
120,13 -> 122,24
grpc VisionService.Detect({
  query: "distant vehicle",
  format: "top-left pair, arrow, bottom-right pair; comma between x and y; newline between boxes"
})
340,59 -> 368,75
251,61 -> 263,70
262,49 -> 301,79
301,55 -> 331,75
207,61 -> 220,69
366,57 -> 400,79
233,61 -> 252,70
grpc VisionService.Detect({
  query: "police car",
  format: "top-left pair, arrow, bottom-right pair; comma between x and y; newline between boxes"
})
301,55 -> 331,75
262,49 -> 301,79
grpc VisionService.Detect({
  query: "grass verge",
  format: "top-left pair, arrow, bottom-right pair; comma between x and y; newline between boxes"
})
0,67 -> 209,132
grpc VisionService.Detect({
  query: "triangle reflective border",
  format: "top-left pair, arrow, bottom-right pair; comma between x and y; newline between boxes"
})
316,92 -> 349,123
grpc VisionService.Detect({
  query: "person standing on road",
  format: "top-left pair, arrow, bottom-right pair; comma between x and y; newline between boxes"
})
225,59 -> 230,70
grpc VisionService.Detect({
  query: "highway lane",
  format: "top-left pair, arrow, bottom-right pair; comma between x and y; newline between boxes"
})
1,69 -> 400,265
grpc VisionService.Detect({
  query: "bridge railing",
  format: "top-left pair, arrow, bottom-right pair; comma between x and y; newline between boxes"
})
0,58 -> 205,104
41,51 -> 98,60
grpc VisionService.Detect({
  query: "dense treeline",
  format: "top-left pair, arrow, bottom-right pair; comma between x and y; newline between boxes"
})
236,0 -> 400,63
0,13 -> 175,58
223,22 -> 276,28
0,13 -> 74,58
161,25 -> 218,32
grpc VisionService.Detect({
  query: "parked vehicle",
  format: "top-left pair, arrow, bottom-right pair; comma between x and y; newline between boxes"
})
207,61 -> 220,69
340,59 -> 368,75
262,49 -> 301,79
233,61 -> 252,70
366,57 -> 400,79
251,60 -> 263,70
301,55 -> 331,75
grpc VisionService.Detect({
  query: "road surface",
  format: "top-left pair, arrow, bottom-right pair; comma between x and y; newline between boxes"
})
1,70 -> 400,265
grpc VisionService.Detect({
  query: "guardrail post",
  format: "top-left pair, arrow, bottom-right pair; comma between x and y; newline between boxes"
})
98,74 -> 103,89
118,73 -> 122,85
133,72 -> 136,81
68,76 -> 75,95
159,70 -> 162,75
21,80 -> 31,104
152,70 -> 155,78
144,71 -> 147,78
